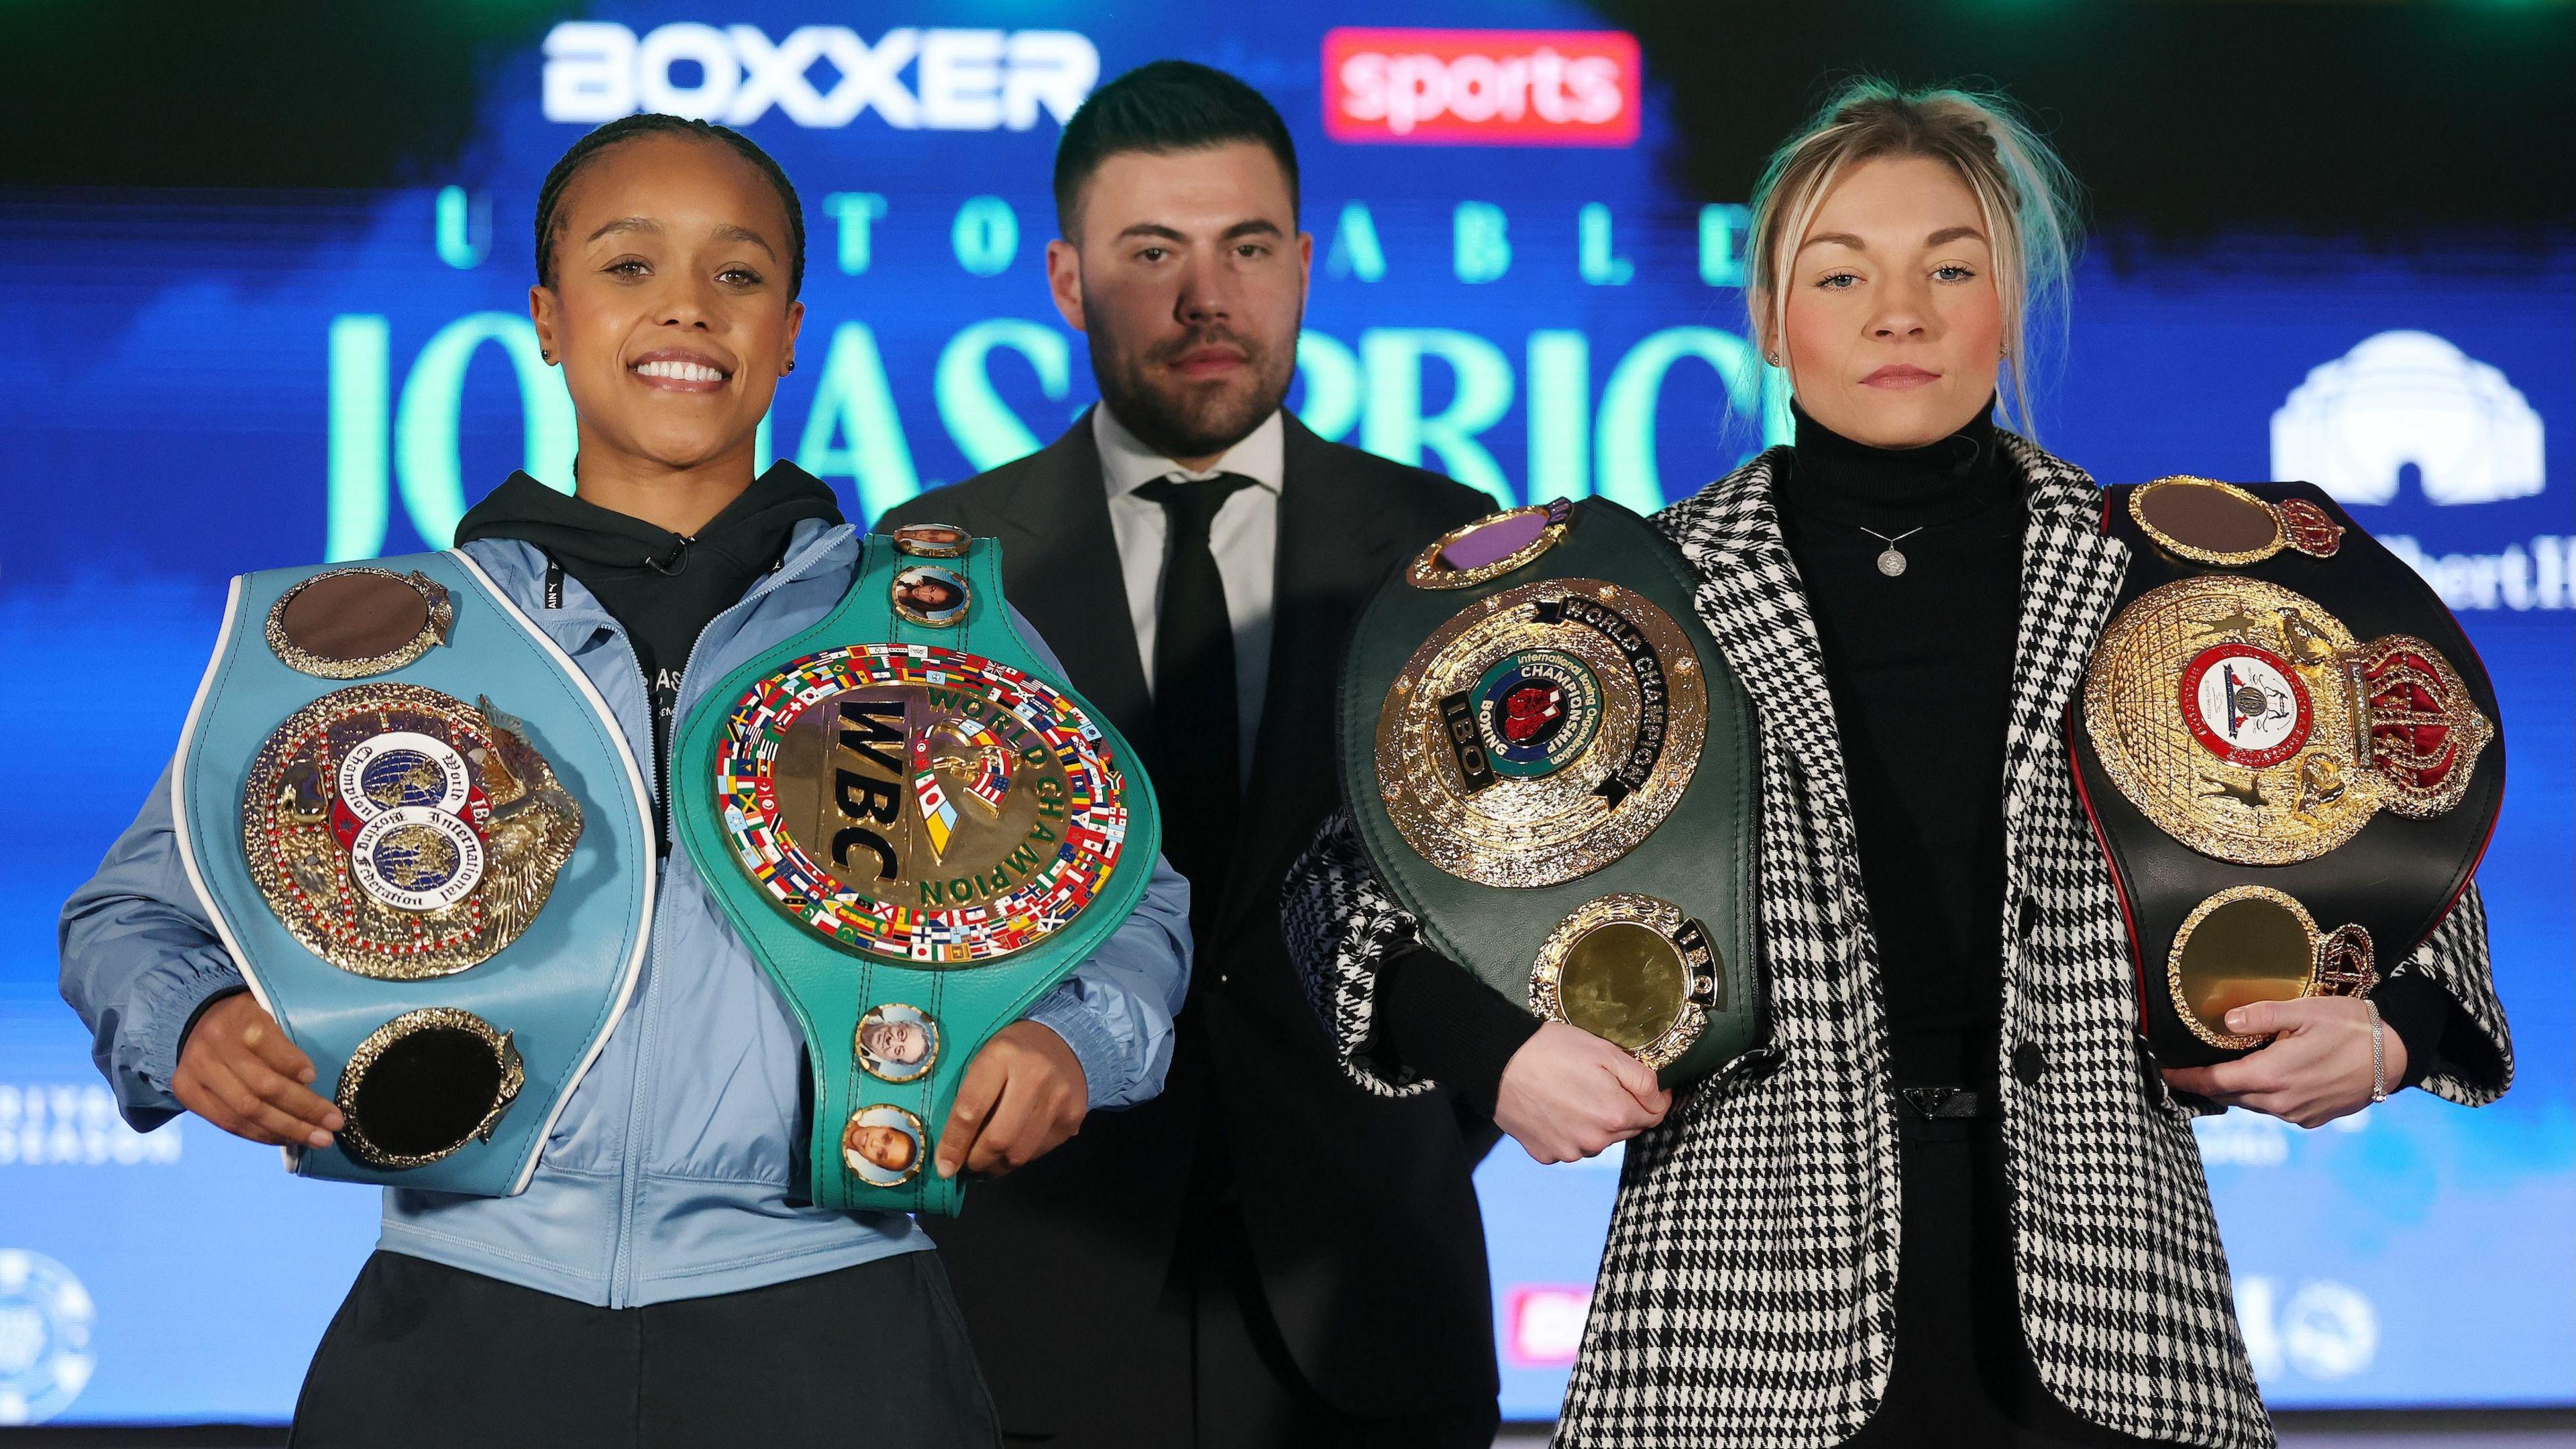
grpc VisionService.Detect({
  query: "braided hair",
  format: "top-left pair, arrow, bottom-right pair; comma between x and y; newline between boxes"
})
534,113 -> 806,298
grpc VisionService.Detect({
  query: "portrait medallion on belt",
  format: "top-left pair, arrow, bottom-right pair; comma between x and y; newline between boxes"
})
2084,575 -> 2491,865
891,565 -> 971,627
713,645 -> 1131,964
241,684 -> 583,979
1376,578 -> 1707,888
843,1104 -> 928,1186
888,522 -> 973,560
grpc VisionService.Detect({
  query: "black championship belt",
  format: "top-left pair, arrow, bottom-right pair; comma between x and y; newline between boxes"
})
2071,477 -> 2502,1066
1340,499 -> 1764,1086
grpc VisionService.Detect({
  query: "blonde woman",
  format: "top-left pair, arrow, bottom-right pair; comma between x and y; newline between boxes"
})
1285,79 -> 2510,1447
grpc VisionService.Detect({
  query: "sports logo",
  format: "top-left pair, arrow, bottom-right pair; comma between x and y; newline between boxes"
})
2271,331 -> 2544,506
1504,1283 -> 1593,1368
0,1249 -> 94,1424
1323,29 -> 1640,146
910,717 -> 1013,863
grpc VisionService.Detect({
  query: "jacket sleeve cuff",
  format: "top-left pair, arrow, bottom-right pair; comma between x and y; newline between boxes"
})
130,949 -> 250,1120
2374,973 -> 2461,1093
1376,947 -> 1541,1118
1018,983 -> 1128,1112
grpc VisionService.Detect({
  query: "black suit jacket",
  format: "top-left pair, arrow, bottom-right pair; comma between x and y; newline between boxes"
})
879,411 -> 1499,1428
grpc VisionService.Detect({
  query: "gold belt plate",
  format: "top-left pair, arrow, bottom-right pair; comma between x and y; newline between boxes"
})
1375,579 -> 1706,890
2083,576 -> 2491,866
714,645 -> 1130,965
241,683 -> 582,979
1527,893 -> 1721,1069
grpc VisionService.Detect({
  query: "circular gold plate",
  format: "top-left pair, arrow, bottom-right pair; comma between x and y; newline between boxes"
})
714,645 -> 1130,965
2085,577 -> 2371,865
844,1104 -> 928,1186
1527,893 -> 1715,1069
1375,578 -> 1705,889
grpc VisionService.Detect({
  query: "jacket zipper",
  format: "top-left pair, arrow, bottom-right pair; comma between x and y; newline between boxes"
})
602,525 -> 853,1306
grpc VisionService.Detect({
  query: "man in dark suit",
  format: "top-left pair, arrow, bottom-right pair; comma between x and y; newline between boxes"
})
880,60 -> 1502,1449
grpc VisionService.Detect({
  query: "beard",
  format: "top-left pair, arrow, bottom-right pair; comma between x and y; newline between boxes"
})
1088,315 -> 1296,463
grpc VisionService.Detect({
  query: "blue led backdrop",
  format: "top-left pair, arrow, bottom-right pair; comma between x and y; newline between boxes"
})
1,0 -> 2567,1425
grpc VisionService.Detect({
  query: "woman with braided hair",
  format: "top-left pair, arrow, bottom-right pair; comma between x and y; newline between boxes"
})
62,113 -> 1191,1446
1285,78 -> 2509,1447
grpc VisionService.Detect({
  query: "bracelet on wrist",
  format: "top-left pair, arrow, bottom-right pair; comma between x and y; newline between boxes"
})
2366,999 -> 2388,1104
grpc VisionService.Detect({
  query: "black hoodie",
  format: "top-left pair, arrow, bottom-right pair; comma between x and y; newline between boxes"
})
455,462 -> 843,847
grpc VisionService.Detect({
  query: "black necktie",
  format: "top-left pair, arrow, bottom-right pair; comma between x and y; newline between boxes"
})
1135,475 -> 1253,912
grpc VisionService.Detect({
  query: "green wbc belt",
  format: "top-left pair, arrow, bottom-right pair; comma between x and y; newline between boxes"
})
673,525 -> 1160,1215
1341,498 -> 1764,1087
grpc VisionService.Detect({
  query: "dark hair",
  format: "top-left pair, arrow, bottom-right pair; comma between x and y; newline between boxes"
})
535,113 -> 806,298
1052,60 -> 1299,237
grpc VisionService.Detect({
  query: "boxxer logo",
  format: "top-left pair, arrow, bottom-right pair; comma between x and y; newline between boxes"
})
542,21 -> 1099,130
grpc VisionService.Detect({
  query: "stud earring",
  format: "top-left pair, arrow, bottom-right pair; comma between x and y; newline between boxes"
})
541,350 -> 554,364
785,358 -> 796,374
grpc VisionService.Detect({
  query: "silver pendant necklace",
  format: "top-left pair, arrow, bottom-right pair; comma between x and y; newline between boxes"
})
1858,525 -> 1927,577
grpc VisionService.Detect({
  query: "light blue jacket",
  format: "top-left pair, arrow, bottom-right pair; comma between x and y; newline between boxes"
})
60,519 -> 1191,1307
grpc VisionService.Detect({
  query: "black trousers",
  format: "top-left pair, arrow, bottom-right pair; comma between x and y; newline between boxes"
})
1839,1112 -> 2174,1449
290,1250 -> 1000,1449
1118,1197 -> 1497,1449
989,1115 -> 1496,1449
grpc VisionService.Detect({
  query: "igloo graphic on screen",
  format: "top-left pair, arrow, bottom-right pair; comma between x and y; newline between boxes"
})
2271,330 -> 2544,506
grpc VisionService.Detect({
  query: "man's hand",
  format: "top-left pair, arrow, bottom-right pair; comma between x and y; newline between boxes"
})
174,993 -> 343,1148
1493,1021 -> 1672,1165
2161,996 -> 2404,1129
936,1021 -> 1089,1181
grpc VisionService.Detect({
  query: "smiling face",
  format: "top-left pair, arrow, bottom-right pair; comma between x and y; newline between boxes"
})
529,133 -> 803,481
1771,154 -> 2004,449
847,1122 -> 918,1174
1048,142 -> 1310,470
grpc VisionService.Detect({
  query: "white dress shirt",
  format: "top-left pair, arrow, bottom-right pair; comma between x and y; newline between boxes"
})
1095,403 -> 1283,773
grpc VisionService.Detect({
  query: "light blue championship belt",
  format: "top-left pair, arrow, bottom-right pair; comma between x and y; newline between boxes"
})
672,524 -> 1159,1217
172,554 -> 653,1195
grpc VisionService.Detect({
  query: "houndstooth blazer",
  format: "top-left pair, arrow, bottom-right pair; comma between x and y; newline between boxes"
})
1282,439 -> 2513,1449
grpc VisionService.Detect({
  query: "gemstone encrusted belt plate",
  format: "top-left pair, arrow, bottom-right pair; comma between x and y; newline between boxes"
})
1342,499 -> 1764,1086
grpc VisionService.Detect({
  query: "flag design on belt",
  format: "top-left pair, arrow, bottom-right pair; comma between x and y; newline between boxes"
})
912,730 -> 962,861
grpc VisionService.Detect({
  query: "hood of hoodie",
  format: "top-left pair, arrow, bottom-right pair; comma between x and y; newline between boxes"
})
455,462 -> 845,580
455,463 -> 845,844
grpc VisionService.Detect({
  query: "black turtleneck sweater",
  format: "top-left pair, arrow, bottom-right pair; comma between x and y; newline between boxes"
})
454,462 -> 843,847
1777,400 -> 2023,1091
